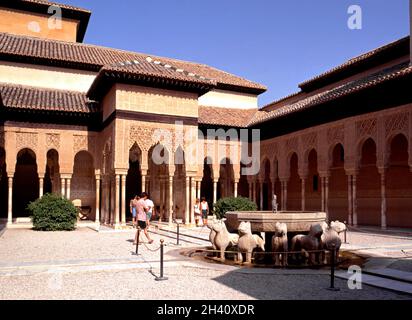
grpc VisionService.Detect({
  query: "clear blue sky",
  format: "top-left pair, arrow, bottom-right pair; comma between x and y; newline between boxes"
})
64,0 -> 409,107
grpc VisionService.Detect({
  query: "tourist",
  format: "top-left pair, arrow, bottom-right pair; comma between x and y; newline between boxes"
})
194,198 -> 201,227
130,195 -> 139,227
134,192 -> 154,245
145,194 -> 155,229
200,197 -> 209,225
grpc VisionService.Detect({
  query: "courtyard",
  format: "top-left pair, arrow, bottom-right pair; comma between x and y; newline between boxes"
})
0,224 -> 411,300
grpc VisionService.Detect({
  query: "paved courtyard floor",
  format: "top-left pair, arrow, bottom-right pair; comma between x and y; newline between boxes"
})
0,224 -> 411,300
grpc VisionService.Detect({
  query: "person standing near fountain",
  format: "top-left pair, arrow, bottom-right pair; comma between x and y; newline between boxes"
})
201,197 -> 210,226
272,194 -> 278,213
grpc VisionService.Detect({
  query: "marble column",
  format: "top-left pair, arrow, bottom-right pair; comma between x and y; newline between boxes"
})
380,169 -> 387,229
271,180 -> 275,210
347,175 -> 353,225
325,176 -> 329,218
168,175 -> 173,224
234,180 -> 239,198
259,181 -> 264,210
66,178 -> 71,200
252,181 -> 256,203
114,174 -> 120,226
321,177 -> 325,212
39,176 -> 44,198
196,179 -> 201,200
159,177 -> 164,222
141,174 -> 146,193
61,178 -> 66,198
95,175 -> 101,224
213,180 -> 218,204
352,174 -> 358,227
301,177 -> 306,212
185,176 -> 190,224
248,181 -> 252,200
7,176 -> 13,224
282,180 -> 288,211
121,175 -> 126,226
190,177 -> 196,224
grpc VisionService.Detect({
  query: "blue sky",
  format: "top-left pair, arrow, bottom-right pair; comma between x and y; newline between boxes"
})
64,0 -> 409,107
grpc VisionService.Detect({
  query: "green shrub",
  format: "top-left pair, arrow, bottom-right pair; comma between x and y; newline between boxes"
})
213,197 -> 257,220
28,193 -> 78,231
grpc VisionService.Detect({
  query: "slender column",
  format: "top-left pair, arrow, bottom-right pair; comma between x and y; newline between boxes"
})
66,178 -> 71,200
61,178 -> 66,198
248,181 -> 252,200
185,176 -> 190,224
347,175 -> 353,225
95,175 -> 101,224
141,174 -> 146,193
271,180 -> 275,210
283,180 -> 288,211
159,177 -> 164,222
321,177 -> 325,212
259,181 -> 264,210
168,175 -> 173,224
39,177 -> 44,198
190,177 -> 196,224
234,180 -> 239,198
121,175 -> 126,226
301,177 -> 306,212
252,181 -> 256,203
325,176 -> 329,218
114,174 -> 120,226
7,176 -> 13,224
196,179 -> 201,200
213,180 -> 218,204
380,170 -> 387,229
352,174 -> 358,227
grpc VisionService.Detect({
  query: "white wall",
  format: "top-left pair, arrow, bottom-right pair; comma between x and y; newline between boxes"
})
198,89 -> 258,109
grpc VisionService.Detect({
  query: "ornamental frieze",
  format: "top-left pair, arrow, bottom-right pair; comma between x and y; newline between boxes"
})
16,132 -> 38,151
327,125 -> 344,146
46,133 -> 60,150
384,112 -> 409,137
356,118 -> 377,140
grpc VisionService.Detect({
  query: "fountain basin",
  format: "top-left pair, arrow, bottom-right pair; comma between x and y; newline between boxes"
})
225,211 -> 327,233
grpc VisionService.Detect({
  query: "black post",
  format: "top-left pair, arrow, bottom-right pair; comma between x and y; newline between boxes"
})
135,227 -> 141,255
327,244 -> 340,291
176,222 -> 180,246
155,239 -> 168,281
344,221 -> 348,244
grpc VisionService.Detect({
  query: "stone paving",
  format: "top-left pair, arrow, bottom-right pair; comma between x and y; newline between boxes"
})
0,225 -> 411,300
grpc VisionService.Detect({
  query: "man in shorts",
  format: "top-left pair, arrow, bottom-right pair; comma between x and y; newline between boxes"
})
145,194 -> 155,229
134,192 -> 154,245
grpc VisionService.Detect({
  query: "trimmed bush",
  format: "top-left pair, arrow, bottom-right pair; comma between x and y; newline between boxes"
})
213,197 -> 257,220
28,193 -> 78,231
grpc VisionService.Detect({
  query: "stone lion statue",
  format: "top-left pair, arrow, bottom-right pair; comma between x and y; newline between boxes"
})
237,221 -> 265,264
211,219 -> 239,261
320,222 -> 342,265
272,222 -> 288,267
291,223 -> 323,265
330,220 -> 347,234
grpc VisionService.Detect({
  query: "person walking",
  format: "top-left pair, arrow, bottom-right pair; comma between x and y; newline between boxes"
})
134,192 -> 154,245
194,198 -> 201,227
130,195 -> 139,227
200,197 -> 209,226
145,194 -> 155,229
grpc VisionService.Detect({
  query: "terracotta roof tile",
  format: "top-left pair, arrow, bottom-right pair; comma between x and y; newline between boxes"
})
0,32 -> 266,94
250,62 -> 412,126
0,83 -> 96,113
198,106 -> 258,128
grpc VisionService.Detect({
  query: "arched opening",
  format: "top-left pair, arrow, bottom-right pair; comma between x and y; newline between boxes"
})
238,163 -> 249,198
148,144 -> 170,221
306,149 -> 320,211
13,148 -> 39,217
273,159 -> 282,210
0,148 -> 7,219
287,153 -> 300,210
329,144 -> 347,221
173,146 -> 186,221
218,158 -> 234,199
358,138 -> 380,226
72,151 -> 96,221
386,134 -> 412,227
44,149 -> 60,194
201,157 -> 214,208
126,143 -> 142,223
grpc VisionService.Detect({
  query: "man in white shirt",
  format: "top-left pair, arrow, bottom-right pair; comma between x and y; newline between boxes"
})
145,194 -> 155,228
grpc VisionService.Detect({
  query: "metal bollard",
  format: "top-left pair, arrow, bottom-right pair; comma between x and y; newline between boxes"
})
135,227 -> 141,255
155,239 -> 168,281
344,221 -> 348,244
327,244 -> 340,291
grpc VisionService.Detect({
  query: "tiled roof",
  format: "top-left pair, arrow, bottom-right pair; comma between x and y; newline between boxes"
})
198,106 -> 258,128
1,0 -> 91,42
250,62 -> 412,126
0,32 -> 266,94
299,36 -> 410,91
0,83 -> 96,113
